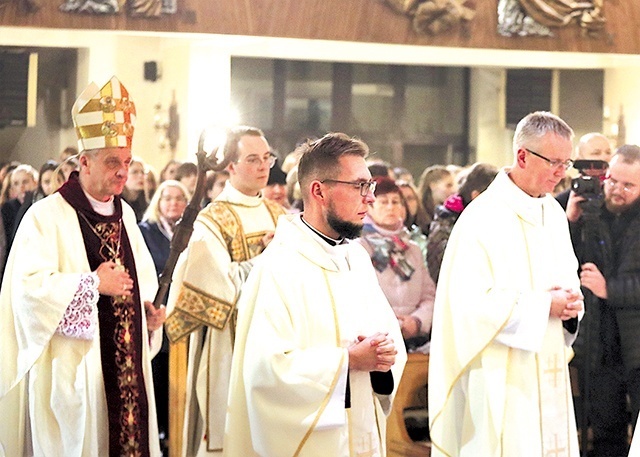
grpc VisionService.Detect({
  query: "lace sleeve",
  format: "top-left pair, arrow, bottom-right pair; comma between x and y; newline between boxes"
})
55,272 -> 100,340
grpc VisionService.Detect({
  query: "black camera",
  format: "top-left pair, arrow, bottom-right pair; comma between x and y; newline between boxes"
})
572,175 -> 602,198
571,159 -> 608,212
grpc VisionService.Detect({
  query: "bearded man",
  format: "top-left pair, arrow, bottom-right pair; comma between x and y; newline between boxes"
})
568,144 -> 640,456
224,132 -> 406,456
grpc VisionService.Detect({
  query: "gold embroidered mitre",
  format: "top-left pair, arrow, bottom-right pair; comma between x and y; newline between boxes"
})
72,76 -> 136,152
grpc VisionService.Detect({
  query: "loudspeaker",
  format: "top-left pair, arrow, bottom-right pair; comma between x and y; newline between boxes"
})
505,69 -> 551,126
144,61 -> 158,82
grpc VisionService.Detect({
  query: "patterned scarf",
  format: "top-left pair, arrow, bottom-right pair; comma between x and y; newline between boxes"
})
362,222 -> 415,281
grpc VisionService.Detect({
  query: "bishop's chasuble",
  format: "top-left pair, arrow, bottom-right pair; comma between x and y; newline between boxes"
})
429,170 -> 582,457
224,215 -> 407,457
0,176 -> 161,457
165,182 -> 284,456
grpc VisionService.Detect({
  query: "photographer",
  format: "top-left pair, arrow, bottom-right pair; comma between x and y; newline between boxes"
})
567,144 -> 640,456
557,132 -> 611,209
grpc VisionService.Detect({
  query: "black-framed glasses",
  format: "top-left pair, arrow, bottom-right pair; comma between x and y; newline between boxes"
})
236,153 -> 277,168
525,148 -> 573,171
320,179 -> 377,197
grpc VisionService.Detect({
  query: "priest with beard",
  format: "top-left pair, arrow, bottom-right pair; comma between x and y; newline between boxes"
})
223,132 -> 407,457
0,76 -> 165,456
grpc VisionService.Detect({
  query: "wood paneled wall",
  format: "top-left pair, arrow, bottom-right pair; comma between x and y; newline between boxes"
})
1,0 -> 638,55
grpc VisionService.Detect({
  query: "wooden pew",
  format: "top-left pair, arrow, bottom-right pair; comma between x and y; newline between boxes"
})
386,352 -> 431,457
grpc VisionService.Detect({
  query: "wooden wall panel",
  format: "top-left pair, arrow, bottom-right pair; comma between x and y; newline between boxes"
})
0,1 -> 637,55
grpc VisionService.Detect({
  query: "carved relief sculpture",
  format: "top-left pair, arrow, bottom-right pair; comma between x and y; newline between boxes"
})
383,0 -> 477,35
498,0 -> 605,37
59,0 -> 120,14
58,0 -> 176,16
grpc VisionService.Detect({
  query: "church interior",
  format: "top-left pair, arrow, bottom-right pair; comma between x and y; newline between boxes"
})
1,0 -> 638,455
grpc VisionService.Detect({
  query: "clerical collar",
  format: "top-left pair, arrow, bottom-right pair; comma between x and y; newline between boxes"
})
83,189 -> 115,216
300,216 -> 344,246
220,181 -> 264,207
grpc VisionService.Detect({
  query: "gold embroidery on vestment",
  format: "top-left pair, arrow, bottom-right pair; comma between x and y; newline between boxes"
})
165,283 -> 234,342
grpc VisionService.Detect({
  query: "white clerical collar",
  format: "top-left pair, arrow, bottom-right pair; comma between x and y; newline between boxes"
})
83,189 -> 115,216
218,181 -> 264,207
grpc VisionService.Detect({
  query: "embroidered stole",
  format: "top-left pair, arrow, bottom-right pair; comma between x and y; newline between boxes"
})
59,174 -> 150,457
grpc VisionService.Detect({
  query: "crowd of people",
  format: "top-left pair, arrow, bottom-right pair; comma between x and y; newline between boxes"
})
0,76 -> 639,457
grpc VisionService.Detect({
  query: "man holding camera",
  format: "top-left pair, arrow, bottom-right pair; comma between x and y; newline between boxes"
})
567,144 -> 640,456
557,132 -> 611,209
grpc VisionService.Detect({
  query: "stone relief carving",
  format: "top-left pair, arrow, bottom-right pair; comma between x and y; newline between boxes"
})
498,0 -> 605,37
383,0 -> 477,35
58,0 -> 176,16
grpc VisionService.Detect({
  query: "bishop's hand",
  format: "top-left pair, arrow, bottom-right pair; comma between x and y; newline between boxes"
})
145,301 -> 166,332
95,261 -> 134,297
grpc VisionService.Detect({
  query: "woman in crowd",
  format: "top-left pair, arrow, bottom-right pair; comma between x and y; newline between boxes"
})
138,179 -> 190,275
138,179 -> 190,452
417,164 -> 455,227
1,164 -> 38,247
426,162 -> 498,284
27,160 -> 57,202
121,156 -> 149,221
0,162 -> 21,207
159,159 -> 181,183
397,180 -> 430,260
358,177 -> 435,349
12,160 -> 59,240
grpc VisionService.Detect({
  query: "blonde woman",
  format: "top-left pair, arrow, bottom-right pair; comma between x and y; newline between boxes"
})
138,179 -> 190,276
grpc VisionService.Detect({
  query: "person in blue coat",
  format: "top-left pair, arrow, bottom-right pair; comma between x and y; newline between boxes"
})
138,178 -> 190,450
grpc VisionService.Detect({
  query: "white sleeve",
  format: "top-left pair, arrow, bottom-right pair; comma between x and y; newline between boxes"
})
494,291 -> 551,352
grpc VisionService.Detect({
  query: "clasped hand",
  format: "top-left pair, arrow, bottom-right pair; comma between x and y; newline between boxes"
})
348,332 -> 397,372
549,287 -> 584,320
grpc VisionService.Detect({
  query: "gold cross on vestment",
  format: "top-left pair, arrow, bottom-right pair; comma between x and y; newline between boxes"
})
544,354 -> 563,388
545,433 -> 567,457
356,450 -> 375,457
355,432 -> 376,457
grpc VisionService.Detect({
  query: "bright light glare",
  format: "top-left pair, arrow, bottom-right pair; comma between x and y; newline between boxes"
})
200,127 -> 226,156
